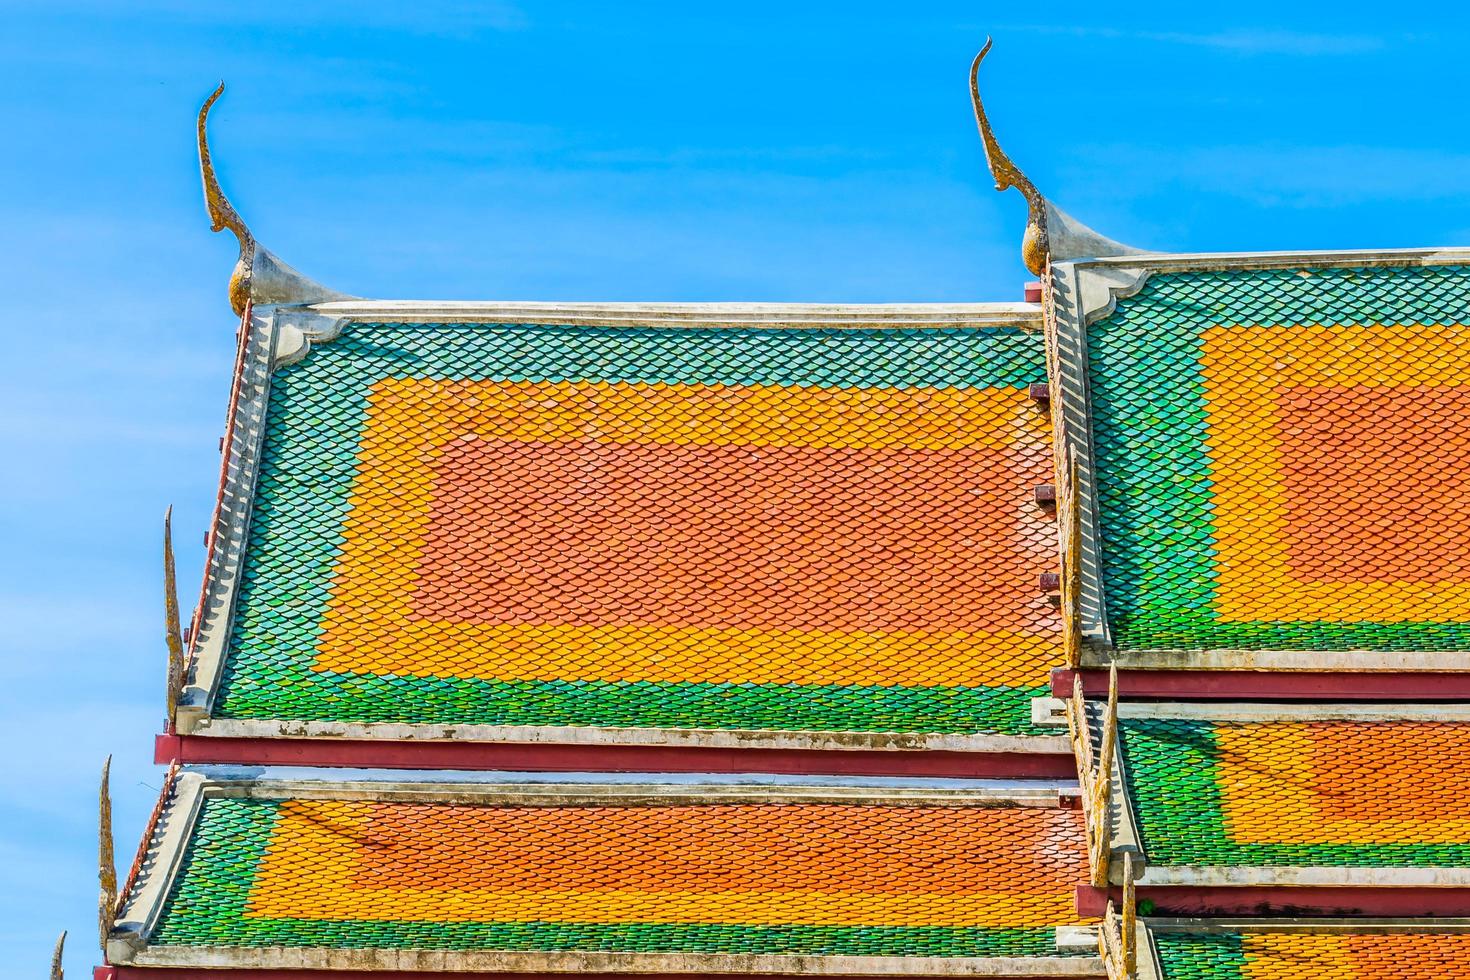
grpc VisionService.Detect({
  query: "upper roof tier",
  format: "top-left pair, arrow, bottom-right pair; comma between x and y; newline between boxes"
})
176,302 -> 1068,749
1050,255 -> 1470,668
967,42 -> 1470,670
187,52 -> 1470,693
110,768 -> 1100,975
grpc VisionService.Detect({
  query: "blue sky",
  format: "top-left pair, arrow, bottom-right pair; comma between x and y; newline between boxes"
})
3,1 -> 1470,973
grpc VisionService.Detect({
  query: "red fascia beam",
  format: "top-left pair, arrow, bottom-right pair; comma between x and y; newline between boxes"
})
155,733 -> 1077,779
100,970 -> 1085,980
1053,668 -> 1470,701
1076,884 -> 1470,918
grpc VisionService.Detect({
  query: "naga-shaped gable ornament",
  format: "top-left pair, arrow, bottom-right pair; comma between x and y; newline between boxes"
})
970,39 -> 1049,275
197,84 -> 352,314
970,40 -> 1144,274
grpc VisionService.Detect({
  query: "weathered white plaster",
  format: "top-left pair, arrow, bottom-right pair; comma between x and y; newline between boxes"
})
188,716 -> 1070,754
113,945 -> 1107,975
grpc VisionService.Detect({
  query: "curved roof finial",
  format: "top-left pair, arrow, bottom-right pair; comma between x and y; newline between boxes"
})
198,83 -> 256,315
195,85 -> 351,313
970,39 -> 1049,275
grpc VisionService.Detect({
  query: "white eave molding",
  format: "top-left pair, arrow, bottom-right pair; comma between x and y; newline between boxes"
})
114,946 -> 1107,976
184,716 -> 1071,754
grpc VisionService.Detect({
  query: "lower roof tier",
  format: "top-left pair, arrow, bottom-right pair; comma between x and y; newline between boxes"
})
1152,925 -> 1470,980
111,768 -> 1099,974
1112,704 -> 1470,884
180,305 -> 1065,748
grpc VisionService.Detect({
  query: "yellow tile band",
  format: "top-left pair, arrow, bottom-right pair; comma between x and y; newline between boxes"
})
357,377 -> 1031,453
315,623 -> 1054,688
1216,723 -> 1470,845
1202,323 -> 1470,624
313,377 -> 1053,688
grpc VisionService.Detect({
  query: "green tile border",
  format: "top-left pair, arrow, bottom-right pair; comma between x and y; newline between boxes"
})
1152,932 -> 1248,980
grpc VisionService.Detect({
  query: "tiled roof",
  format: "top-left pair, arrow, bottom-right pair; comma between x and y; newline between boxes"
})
194,310 -> 1061,739
1154,929 -> 1470,980
1119,710 -> 1470,869
112,772 -> 1098,971
1083,264 -> 1470,653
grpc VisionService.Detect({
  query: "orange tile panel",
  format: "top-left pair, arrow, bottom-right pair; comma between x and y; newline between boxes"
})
1200,323 -> 1470,624
312,378 -> 1055,688
1215,722 -> 1470,846
1277,385 -> 1470,582
246,801 -> 1088,927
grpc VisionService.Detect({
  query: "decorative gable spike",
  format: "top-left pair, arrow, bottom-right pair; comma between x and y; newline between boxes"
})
50,930 -> 64,980
1100,900 -> 1120,980
1098,854 -> 1138,980
198,84 -> 256,316
969,39 -> 1049,275
1068,673 -> 1090,776
1097,665 -> 1118,794
164,506 -> 185,727
98,757 -> 117,954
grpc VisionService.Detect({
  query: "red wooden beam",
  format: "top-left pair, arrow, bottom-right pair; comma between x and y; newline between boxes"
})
1076,884 -> 1470,918
1053,668 -> 1470,701
155,733 -> 1077,779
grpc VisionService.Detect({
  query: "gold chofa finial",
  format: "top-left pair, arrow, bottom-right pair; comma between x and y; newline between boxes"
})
970,40 -> 1049,275
51,931 -> 65,980
198,83 -> 256,315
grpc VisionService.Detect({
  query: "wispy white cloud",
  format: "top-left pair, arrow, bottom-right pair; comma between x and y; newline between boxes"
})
1003,24 -> 1387,56
1140,29 -> 1383,55
6,0 -> 529,36
1066,142 -> 1470,207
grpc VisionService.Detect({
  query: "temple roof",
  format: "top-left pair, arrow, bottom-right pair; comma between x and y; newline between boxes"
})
94,60 -> 1470,980
109,768 -> 1101,975
176,302 -> 1070,750
1046,255 -> 1470,667
1105,704 -> 1470,887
